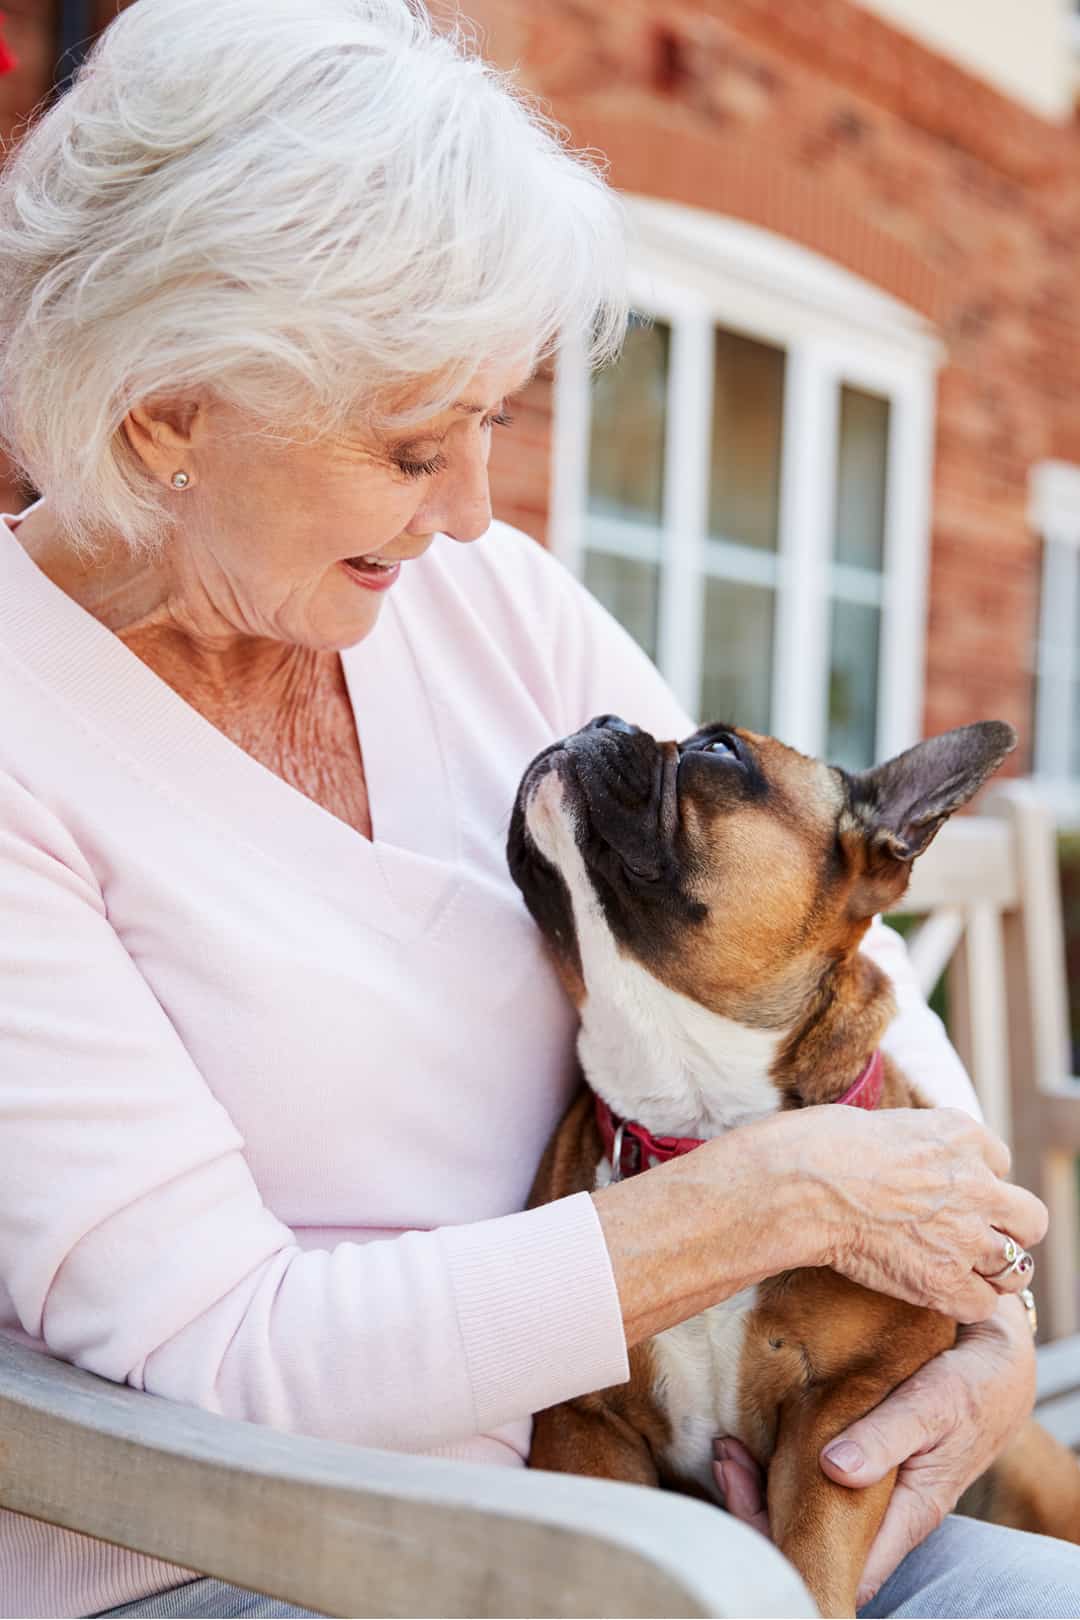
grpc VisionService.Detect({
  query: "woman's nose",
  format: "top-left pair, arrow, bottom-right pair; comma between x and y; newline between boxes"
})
419,445 -> 493,544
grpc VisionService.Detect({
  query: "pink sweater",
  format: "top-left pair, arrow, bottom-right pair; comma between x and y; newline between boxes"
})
0,507 -> 979,1617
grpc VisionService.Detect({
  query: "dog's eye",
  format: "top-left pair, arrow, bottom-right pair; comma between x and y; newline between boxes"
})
705,737 -> 735,757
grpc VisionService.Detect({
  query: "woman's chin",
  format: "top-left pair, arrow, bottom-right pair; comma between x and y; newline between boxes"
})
321,591 -> 385,651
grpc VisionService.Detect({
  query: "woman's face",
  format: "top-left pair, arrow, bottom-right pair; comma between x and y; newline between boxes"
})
150,357 -> 530,652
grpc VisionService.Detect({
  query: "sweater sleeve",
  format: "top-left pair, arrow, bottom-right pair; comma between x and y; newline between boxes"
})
0,768 -> 628,1449
862,916 -> 983,1120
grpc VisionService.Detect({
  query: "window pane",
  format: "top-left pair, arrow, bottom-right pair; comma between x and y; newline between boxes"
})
587,315 -> 669,525
584,551 -> 660,663
709,329 -> 785,552
827,599 -> 881,770
1056,834 -> 1080,1322
835,386 -> 890,569
1060,832 -> 1080,1075
1070,560 -> 1080,778
699,578 -> 774,732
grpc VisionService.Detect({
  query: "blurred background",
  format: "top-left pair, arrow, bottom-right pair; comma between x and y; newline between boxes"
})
4,0 -> 1080,1069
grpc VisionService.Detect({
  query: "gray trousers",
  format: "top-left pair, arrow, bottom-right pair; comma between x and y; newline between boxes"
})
94,1515 -> 1080,1618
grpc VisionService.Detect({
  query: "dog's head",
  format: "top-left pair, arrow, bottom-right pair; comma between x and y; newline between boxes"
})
508,715 -> 1015,1041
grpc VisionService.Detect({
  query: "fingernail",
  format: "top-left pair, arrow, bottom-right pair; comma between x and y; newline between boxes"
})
715,1461 -> 728,1497
823,1439 -> 865,1473
713,1439 -> 729,1461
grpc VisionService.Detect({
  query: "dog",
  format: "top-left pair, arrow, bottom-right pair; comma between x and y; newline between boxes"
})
507,714 -> 1080,1618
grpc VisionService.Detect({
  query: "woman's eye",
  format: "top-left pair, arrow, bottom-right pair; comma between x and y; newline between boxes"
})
393,451 -> 448,480
392,411 -> 512,479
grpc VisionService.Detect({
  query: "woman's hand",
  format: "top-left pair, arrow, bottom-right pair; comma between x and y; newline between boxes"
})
820,1294 -> 1035,1606
715,1296 -> 1036,1608
594,1105 -> 1045,1349
791,1106 -> 1047,1322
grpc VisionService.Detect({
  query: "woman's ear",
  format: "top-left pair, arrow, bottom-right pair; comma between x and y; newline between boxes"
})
121,395 -> 206,483
844,721 -> 1016,918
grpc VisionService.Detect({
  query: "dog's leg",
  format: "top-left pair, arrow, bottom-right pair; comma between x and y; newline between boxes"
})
962,1419 -> 1080,1542
529,1395 -> 662,1486
766,1378 -> 895,1620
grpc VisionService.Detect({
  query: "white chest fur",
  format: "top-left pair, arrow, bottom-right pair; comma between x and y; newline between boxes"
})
525,771 -> 785,1137
528,770 -> 779,1493
651,1288 -> 759,1497
593,1157 -> 757,1501
578,963 -> 784,1137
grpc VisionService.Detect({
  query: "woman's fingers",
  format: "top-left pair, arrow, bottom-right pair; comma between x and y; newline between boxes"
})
975,1227 -> 1036,1294
713,1438 -> 771,1539
972,1120 -> 1012,1179
987,1183 -> 1049,1251
951,1271 -> 1003,1326
797,1107 -> 1049,1321
715,1436 -> 762,1477
965,1118 -> 1045,1249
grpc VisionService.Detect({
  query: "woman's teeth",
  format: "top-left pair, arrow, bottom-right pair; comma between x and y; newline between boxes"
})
349,554 -> 396,570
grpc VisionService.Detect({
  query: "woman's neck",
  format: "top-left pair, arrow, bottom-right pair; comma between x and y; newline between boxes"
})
11,499 -> 318,697
10,499 -> 372,836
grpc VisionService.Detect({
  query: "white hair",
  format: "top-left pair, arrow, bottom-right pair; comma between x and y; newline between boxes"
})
0,0 -> 628,555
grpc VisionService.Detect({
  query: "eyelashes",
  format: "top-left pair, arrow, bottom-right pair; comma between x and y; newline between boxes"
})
394,450 -> 449,481
393,410 -> 515,480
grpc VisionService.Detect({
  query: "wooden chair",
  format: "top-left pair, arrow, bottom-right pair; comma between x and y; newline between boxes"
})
0,1333 -> 812,1618
899,781 -> 1080,1348
2,779 -> 1078,1616
898,780 -> 1080,1454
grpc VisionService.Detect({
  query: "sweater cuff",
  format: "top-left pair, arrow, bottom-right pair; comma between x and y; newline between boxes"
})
437,1191 -> 629,1433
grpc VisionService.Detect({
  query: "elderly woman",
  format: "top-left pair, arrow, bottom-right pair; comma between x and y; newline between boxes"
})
0,2 -> 1074,1617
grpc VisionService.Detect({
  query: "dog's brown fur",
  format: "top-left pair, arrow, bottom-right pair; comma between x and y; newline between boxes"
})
513,719 -> 1080,1618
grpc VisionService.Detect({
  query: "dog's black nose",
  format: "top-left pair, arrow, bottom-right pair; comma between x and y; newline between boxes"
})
587,714 -> 638,736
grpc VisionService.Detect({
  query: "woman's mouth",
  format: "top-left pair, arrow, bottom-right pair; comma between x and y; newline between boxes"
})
339,554 -> 402,592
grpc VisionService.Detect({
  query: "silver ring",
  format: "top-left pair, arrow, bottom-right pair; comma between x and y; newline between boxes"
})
609,1123 -> 624,1185
984,1232 -> 1034,1285
986,1233 -> 1021,1277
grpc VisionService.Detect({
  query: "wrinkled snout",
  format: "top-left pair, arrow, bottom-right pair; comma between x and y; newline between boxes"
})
512,715 -> 677,889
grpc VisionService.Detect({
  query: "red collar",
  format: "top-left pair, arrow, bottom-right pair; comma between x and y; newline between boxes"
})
835,1047 -> 885,1112
595,1049 -> 885,1181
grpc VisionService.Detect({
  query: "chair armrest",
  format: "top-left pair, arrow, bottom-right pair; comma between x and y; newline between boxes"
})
0,1337 -> 815,1618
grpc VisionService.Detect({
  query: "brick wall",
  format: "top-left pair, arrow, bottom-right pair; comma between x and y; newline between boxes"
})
475,0 -> 1080,761
0,3 -> 57,512
0,5 -> 55,148
0,3 -> 139,512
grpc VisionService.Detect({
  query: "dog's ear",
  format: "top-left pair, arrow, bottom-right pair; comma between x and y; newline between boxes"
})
844,721 -> 1016,918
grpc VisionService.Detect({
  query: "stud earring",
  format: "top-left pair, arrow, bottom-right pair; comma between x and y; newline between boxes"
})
170,470 -> 191,490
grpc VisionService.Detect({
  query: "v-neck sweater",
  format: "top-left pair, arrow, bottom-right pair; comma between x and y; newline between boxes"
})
0,509 -> 980,1618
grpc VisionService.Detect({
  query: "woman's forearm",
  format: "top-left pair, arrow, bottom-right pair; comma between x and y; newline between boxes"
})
592,1114 -> 827,1347
593,1105 -> 1047,1349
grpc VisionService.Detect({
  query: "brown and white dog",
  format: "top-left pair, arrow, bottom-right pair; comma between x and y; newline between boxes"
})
507,714 -> 1080,1619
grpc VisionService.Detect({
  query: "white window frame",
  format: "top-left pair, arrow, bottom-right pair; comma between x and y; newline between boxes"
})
550,196 -> 943,761
1031,459 -> 1080,819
